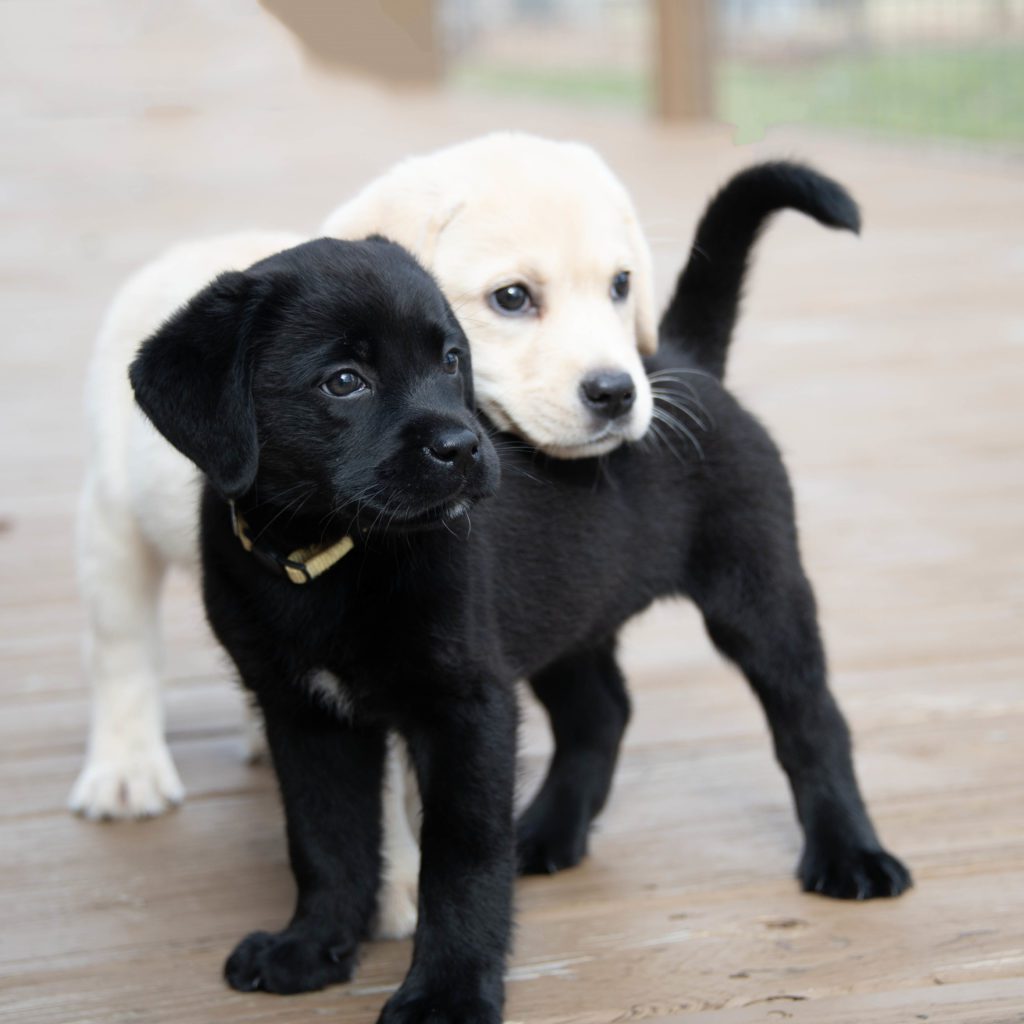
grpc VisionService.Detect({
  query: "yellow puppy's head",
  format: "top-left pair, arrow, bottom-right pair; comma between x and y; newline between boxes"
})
322,133 -> 655,458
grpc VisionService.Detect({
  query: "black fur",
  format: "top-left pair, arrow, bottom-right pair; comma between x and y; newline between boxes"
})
660,161 -> 861,379
132,237 -> 516,1023
128,162 -> 910,1017
511,163 -> 910,902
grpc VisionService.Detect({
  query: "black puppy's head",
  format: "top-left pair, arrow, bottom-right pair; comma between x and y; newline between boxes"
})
129,237 -> 499,532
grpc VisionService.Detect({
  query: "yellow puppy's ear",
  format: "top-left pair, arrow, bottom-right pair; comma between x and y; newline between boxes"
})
321,169 -> 462,268
625,211 -> 658,356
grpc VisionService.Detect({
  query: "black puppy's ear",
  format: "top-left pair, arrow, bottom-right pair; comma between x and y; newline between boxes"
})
129,271 -> 264,500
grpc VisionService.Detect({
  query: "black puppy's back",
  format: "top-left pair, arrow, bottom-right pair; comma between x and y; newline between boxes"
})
495,162 -> 909,900
487,161 -> 860,672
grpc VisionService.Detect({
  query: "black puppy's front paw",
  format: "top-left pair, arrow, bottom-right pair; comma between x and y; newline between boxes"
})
224,927 -> 358,994
798,843 -> 912,900
516,797 -> 590,875
377,986 -> 502,1024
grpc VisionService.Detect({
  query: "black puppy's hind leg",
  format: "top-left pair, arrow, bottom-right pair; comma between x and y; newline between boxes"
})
225,696 -> 387,994
517,639 -> 631,874
688,519 -> 911,900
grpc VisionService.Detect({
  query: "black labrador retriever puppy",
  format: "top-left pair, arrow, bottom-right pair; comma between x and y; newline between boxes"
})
129,164 -> 910,1019
131,237 -> 515,1022
515,162 -> 912,902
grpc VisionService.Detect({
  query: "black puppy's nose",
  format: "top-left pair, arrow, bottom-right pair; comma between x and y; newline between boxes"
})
425,426 -> 480,473
580,371 -> 636,420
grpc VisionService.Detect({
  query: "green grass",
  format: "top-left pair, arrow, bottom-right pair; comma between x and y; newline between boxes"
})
719,45 -> 1024,144
452,64 -> 649,110
452,45 -> 1024,147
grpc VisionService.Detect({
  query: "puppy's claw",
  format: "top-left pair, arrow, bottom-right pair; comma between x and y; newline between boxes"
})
377,987 -> 502,1024
515,805 -> 589,876
224,926 -> 358,995
798,845 -> 912,900
329,942 -> 355,965
69,744 -> 185,821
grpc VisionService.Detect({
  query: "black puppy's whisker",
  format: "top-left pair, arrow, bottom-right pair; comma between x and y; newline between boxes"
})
253,483 -> 318,541
365,492 -> 396,540
333,480 -> 387,520
440,513 -> 463,541
322,481 -> 389,542
486,437 -> 547,485
284,489 -> 317,530
504,466 -> 543,485
489,438 -> 534,451
258,478 -> 313,512
490,446 -> 535,458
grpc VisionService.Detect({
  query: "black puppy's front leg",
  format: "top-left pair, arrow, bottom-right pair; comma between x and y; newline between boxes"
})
380,686 -> 517,1024
225,696 -> 387,994
517,638 -> 631,874
689,526 -> 911,900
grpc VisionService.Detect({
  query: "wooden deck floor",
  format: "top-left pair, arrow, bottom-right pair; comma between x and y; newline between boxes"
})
2,3 -> 1023,1022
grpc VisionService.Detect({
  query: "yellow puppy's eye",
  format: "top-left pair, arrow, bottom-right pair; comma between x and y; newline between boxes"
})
490,283 -> 534,316
611,270 -> 630,301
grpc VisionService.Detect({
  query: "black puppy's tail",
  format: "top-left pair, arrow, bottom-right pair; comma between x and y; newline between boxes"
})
658,161 -> 860,380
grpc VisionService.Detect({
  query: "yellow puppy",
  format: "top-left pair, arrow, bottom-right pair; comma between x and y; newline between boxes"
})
72,132 -> 656,939
323,132 -> 656,456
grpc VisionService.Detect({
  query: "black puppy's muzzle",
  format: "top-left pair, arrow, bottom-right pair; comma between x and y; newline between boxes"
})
423,425 -> 480,476
373,417 -> 498,530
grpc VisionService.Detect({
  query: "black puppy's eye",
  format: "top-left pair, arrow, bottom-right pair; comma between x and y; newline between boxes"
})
611,270 -> 631,301
320,371 -> 367,398
489,283 -> 534,316
442,350 -> 460,374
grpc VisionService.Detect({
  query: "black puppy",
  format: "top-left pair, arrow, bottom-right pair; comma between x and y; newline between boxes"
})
515,162 -> 912,901
131,238 -> 517,1023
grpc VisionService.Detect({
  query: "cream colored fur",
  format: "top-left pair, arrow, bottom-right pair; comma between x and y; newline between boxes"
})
323,133 -> 655,457
71,133 -> 655,941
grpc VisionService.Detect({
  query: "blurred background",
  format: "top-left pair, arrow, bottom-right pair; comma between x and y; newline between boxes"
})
2,3 -> 1022,1023
447,0 -> 1024,146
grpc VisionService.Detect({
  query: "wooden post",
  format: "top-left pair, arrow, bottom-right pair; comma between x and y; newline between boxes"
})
260,0 -> 442,85
654,0 -> 714,121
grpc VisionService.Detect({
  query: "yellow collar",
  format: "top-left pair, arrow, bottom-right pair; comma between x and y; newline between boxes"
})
230,503 -> 354,585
